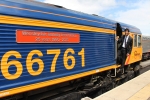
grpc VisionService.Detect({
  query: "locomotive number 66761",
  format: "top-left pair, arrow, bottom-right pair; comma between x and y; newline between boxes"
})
1,48 -> 85,80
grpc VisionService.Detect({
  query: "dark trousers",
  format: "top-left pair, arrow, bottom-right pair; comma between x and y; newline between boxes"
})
121,48 -> 127,69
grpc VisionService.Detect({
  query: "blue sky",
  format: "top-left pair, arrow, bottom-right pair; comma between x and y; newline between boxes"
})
37,0 -> 150,35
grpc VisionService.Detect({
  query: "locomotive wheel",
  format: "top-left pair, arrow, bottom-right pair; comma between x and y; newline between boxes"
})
134,70 -> 140,77
127,70 -> 135,80
91,89 -> 103,98
134,65 -> 141,77
103,77 -> 115,92
123,75 -> 129,83
114,80 -> 121,87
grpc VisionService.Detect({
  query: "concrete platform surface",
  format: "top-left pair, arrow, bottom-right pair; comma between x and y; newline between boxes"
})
82,70 -> 150,100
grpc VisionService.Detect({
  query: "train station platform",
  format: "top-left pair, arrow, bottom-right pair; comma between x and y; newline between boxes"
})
82,60 -> 150,100
93,70 -> 150,100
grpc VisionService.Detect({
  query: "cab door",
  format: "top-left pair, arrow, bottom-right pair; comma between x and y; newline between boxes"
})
115,23 -> 123,64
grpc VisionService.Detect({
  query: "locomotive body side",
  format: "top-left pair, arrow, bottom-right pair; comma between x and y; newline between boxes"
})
0,0 -> 116,98
0,0 -> 143,99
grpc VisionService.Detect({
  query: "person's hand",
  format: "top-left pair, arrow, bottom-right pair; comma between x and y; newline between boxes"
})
127,53 -> 130,56
116,36 -> 119,41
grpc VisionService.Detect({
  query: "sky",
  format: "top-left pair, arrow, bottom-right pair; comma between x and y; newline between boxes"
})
37,0 -> 150,36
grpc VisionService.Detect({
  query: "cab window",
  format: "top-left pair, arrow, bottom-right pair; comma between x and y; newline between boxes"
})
138,35 -> 141,47
134,35 -> 137,47
134,34 -> 141,47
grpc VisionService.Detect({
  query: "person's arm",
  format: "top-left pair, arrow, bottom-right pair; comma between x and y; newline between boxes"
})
116,36 -> 123,43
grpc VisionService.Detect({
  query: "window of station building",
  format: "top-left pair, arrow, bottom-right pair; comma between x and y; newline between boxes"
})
138,35 -> 141,47
134,35 -> 137,47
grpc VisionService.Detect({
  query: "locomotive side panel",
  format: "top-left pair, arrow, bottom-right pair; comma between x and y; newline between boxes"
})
0,22 -> 115,97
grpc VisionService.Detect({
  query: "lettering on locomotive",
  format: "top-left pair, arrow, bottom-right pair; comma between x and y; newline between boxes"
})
134,51 -> 141,59
16,30 -> 80,43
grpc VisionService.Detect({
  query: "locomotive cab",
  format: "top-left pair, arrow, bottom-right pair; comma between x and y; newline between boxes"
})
115,23 -> 142,71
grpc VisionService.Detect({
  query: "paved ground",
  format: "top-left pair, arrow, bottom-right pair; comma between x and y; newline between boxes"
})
128,82 -> 150,100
